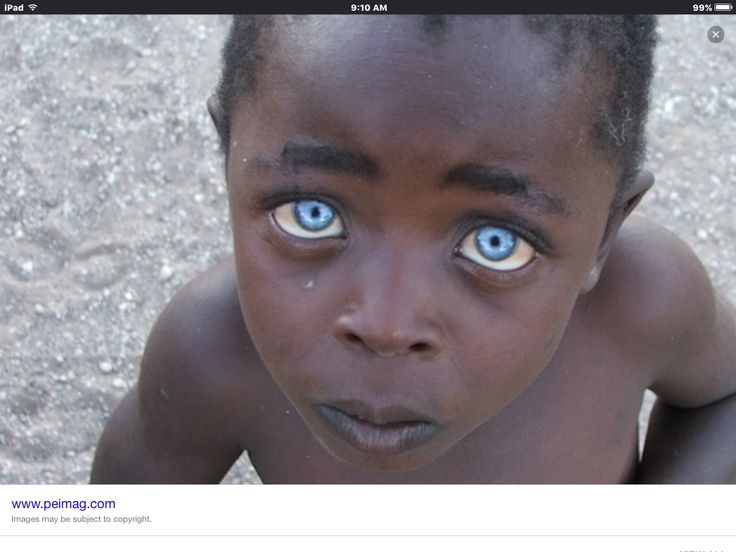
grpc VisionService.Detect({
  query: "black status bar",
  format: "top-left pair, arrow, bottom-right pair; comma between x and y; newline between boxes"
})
2,0 -> 735,15
0,0 -> 734,15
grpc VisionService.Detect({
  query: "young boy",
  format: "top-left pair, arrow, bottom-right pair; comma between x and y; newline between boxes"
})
90,15 -> 736,483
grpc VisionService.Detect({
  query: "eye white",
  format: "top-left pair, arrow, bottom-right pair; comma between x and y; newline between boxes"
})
272,200 -> 344,239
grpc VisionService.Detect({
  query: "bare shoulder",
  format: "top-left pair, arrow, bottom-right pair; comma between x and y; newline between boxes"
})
91,256 -> 262,482
138,255 -> 259,445
593,214 -> 736,406
142,255 -> 249,383
595,215 -> 716,351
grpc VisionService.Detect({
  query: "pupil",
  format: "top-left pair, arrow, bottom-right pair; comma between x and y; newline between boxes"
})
489,236 -> 501,247
310,207 -> 320,219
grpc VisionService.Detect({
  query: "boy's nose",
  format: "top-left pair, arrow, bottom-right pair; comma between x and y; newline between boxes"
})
332,252 -> 444,358
333,314 -> 441,358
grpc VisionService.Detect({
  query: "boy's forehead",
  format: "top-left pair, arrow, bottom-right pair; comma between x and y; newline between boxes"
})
236,16 -> 618,205
273,16 -> 571,97
261,16 -> 599,141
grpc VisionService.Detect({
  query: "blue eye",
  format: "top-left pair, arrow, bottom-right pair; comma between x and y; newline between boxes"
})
294,200 -> 335,231
457,225 -> 536,271
272,199 -> 345,239
475,227 -> 517,261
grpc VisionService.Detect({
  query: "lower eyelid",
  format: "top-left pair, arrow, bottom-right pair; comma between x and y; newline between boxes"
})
264,214 -> 347,260
454,251 -> 540,286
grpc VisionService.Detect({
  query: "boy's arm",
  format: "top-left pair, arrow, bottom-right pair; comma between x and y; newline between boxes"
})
91,265 -> 248,483
637,392 -> 736,483
629,227 -> 736,483
90,385 -> 241,483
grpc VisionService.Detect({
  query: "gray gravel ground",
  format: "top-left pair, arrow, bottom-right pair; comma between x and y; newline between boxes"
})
0,15 -> 734,484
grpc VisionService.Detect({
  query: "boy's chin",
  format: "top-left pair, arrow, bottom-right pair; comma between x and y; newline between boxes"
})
322,440 -> 446,473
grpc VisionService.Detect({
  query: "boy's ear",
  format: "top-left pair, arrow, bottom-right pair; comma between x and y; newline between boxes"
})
207,95 -> 226,138
618,169 -> 654,220
580,170 -> 654,294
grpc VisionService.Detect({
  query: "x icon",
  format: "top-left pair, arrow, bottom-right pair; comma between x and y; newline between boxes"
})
709,26 -> 725,43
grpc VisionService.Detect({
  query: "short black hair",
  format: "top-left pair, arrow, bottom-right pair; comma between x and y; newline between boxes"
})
215,15 -> 657,193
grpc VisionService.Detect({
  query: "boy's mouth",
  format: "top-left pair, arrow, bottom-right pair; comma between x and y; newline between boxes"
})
316,401 -> 441,457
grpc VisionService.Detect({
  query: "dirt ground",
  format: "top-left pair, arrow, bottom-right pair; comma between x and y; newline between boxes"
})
0,15 -> 734,484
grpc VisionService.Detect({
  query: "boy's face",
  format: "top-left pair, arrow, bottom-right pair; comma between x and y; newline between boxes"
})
224,16 -> 621,470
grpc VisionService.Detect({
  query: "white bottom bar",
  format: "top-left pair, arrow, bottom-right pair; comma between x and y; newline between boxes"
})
3,536 -> 736,552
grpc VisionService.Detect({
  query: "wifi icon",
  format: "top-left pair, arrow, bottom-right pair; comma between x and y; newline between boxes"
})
28,3 -> 37,10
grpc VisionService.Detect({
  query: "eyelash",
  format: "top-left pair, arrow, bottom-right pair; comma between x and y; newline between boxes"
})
254,189 -> 339,213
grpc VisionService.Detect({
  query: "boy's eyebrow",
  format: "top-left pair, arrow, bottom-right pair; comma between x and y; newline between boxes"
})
275,142 -> 380,179
252,142 -> 568,216
443,164 -> 569,216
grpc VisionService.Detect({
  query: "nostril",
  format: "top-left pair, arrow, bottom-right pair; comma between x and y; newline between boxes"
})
409,342 -> 431,353
344,332 -> 362,345
341,333 -> 432,355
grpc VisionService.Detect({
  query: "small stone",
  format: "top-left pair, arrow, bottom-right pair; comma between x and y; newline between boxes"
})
159,264 -> 173,281
112,378 -> 126,390
697,229 -> 708,240
99,361 -> 113,374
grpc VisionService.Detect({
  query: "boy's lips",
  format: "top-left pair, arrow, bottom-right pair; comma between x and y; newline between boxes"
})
315,401 -> 441,457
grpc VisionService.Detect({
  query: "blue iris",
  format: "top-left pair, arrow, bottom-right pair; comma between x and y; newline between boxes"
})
293,200 -> 335,231
474,226 -> 517,261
